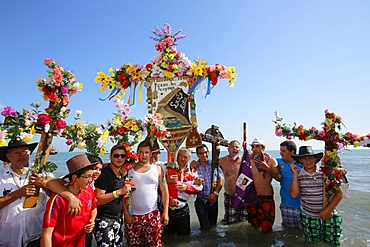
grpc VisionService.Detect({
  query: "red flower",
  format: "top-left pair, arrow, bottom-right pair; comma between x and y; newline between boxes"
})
117,126 -> 128,135
54,120 -> 66,130
145,64 -> 153,69
37,114 -> 52,125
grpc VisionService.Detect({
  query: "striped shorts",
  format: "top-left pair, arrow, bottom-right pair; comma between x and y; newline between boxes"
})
301,209 -> 342,246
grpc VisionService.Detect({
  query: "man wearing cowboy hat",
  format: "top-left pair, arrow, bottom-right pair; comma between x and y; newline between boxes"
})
290,146 -> 344,245
0,138 -> 50,247
247,137 -> 279,233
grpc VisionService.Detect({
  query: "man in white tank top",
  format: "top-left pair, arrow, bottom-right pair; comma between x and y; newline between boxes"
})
123,141 -> 169,247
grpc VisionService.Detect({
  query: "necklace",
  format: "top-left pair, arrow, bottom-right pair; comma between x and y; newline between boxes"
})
10,169 -> 30,189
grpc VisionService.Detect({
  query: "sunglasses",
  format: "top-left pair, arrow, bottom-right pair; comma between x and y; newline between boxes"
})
113,153 -> 126,159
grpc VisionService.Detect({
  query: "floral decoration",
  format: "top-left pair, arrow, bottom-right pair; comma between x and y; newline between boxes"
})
273,110 -> 369,202
107,99 -> 143,147
141,113 -> 170,145
64,110 -> 109,156
36,59 -> 82,123
95,22 -> 237,102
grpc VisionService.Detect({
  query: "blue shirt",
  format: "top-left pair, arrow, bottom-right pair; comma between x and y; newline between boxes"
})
195,159 -> 223,198
276,158 -> 303,209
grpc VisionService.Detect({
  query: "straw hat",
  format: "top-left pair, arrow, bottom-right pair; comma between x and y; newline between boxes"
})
62,154 -> 97,179
292,146 -> 323,164
0,138 -> 38,163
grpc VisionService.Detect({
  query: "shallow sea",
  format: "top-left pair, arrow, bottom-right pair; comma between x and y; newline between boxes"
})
23,149 -> 370,246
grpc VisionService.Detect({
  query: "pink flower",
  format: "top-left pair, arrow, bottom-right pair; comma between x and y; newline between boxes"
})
66,139 -> 73,145
61,86 -> 69,95
275,129 -> 283,137
311,126 -> 316,131
1,106 -> 18,117
318,131 -> 326,138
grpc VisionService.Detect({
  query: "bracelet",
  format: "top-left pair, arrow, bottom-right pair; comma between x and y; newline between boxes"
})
213,191 -> 219,196
69,195 -> 76,201
113,190 -> 119,199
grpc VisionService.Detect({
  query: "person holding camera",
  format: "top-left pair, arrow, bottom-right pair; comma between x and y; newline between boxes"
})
248,137 -> 279,233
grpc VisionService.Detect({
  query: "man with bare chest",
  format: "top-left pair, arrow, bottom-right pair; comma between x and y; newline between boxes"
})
248,137 -> 279,233
219,140 -> 248,224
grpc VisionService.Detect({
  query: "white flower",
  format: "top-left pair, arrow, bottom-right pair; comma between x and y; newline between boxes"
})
75,110 -> 83,117
99,220 -> 108,228
107,229 -> 115,241
44,123 -> 50,133
24,119 -> 31,127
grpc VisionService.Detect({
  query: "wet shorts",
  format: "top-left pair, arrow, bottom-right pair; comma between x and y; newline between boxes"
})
246,195 -> 275,233
124,210 -> 163,247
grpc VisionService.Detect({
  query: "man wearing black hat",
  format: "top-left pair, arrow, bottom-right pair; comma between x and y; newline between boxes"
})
0,138 -> 49,247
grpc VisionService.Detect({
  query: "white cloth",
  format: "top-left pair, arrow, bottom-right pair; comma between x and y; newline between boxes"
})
171,165 -> 203,210
129,165 -> 159,215
0,166 -> 48,247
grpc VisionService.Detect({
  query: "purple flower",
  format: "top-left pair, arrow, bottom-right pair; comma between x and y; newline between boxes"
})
66,139 -> 73,145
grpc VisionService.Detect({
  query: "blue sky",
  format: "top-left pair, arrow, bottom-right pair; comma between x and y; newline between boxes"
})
1,1 -> 369,152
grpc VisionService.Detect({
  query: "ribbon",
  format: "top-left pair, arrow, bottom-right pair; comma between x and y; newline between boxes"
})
188,76 -> 205,94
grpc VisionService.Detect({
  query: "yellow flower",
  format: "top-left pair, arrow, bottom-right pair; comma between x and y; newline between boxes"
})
325,149 -> 337,158
0,139 -> 6,146
353,141 -> 360,147
24,134 -> 33,143
78,142 -> 86,149
163,70 -> 173,78
131,125 -> 139,132
103,130 -> 109,139
100,149 -> 106,156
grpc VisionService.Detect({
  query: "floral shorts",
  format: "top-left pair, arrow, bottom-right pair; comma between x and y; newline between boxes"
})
124,209 -> 163,247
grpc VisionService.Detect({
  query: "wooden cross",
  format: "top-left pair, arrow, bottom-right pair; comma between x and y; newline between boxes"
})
274,110 -> 370,207
200,125 -> 229,170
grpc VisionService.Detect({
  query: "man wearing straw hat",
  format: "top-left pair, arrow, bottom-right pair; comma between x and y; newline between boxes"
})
0,138 -> 49,247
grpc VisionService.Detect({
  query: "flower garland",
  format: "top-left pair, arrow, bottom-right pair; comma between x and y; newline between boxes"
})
273,109 -> 369,201
95,22 -> 237,102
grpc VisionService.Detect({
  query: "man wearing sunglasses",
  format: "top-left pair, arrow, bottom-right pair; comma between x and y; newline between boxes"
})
94,145 -> 132,247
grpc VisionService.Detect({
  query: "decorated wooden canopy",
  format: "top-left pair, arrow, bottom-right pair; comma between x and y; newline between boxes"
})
273,109 -> 370,206
96,22 -> 237,167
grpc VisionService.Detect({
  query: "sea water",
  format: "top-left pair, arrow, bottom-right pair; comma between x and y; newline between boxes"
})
24,149 -> 370,246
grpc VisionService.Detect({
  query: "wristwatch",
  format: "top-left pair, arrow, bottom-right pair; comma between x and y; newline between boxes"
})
213,191 -> 219,196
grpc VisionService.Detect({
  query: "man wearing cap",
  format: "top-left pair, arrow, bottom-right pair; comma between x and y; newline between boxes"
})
0,138 -> 50,247
248,137 -> 279,233
290,146 -> 344,245
41,154 -> 97,247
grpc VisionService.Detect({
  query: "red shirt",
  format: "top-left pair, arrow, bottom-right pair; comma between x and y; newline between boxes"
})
42,186 -> 96,247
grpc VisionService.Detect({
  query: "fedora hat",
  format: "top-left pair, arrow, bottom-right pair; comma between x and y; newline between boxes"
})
292,146 -> 323,164
250,137 -> 266,147
62,154 -> 97,179
0,138 -> 38,163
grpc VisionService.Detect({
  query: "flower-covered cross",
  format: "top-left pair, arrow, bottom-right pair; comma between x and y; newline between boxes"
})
273,109 -> 370,206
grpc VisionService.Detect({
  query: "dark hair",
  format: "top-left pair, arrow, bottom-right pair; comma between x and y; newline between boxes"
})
280,140 -> 297,153
137,140 -> 151,152
196,144 -> 208,154
87,154 -> 103,164
110,144 -> 126,154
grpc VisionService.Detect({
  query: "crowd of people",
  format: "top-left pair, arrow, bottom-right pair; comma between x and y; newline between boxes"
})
0,137 -> 345,246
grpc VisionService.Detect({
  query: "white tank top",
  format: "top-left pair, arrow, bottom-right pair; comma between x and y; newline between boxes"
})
129,165 -> 159,215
